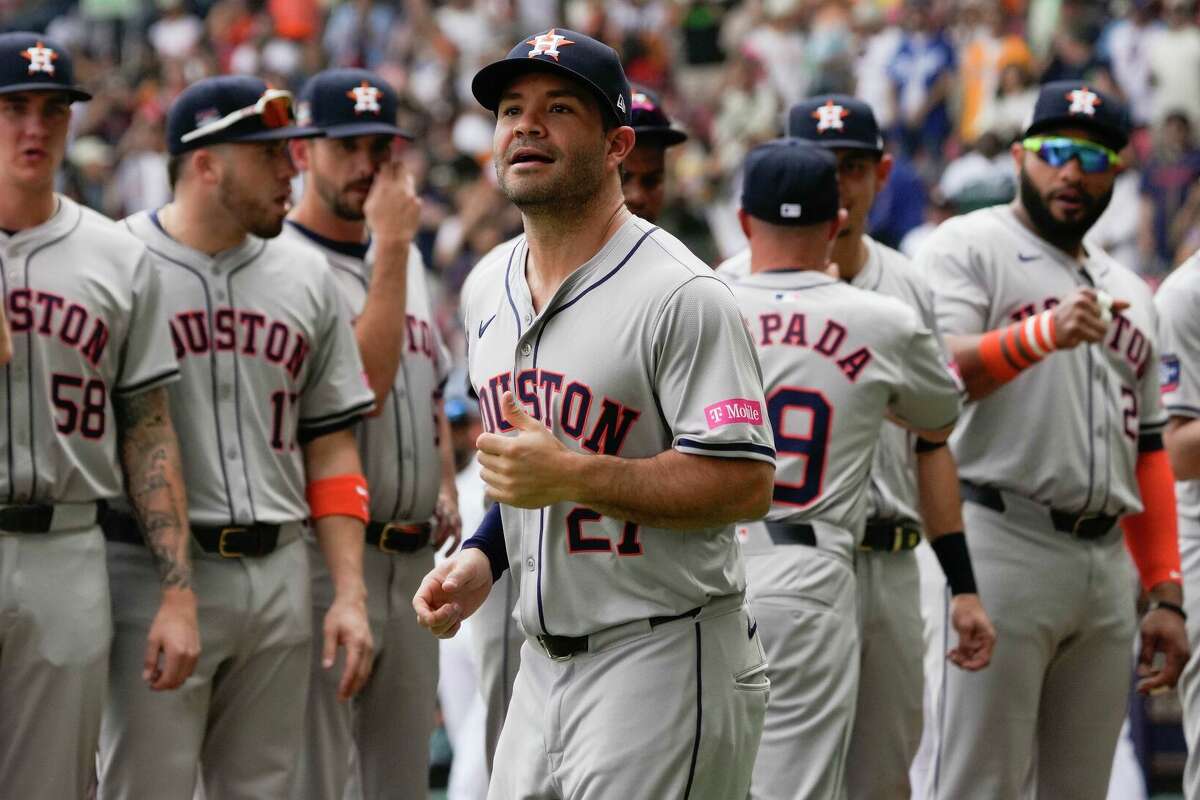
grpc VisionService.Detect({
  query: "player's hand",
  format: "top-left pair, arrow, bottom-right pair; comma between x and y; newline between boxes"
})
363,154 -> 421,246
322,594 -> 374,702
1051,287 -> 1130,348
1136,600 -> 1190,695
433,485 -> 462,552
413,548 -> 493,638
143,587 -> 200,691
946,593 -> 995,671
476,391 -> 574,508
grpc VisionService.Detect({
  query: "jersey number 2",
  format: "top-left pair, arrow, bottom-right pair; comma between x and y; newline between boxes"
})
566,507 -> 642,556
767,387 -> 832,507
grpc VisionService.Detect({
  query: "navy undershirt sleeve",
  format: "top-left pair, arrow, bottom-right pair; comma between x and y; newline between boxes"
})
461,503 -> 508,582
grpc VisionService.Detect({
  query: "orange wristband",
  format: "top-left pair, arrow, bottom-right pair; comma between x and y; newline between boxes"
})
978,310 -> 1057,384
307,474 -> 370,523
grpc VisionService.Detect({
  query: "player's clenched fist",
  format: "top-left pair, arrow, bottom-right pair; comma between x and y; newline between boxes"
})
947,594 -> 996,672
1052,287 -> 1129,348
413,548 -> 493,639
363,153 -> 421,245
476,391 -> 575,508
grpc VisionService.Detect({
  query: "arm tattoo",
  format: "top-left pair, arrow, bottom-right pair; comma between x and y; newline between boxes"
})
115,388 -> 192,591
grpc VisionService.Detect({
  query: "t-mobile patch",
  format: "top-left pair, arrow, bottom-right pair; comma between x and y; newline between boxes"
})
705,398 -> 764,429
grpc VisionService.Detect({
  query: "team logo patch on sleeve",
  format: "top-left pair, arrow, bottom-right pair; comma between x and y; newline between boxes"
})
1161,354 -> 1181,394
704,398 -> 764,429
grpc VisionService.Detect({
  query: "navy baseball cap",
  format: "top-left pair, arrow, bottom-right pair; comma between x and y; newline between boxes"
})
788,95 -> 883,153
741,138 -> 840,226
630,85 -> 686,147
0,32 -> 90,102
472,28 -> 632,127
1022,81 -> 1130,152
297,68 -> 409,140
166,75 -> 320,156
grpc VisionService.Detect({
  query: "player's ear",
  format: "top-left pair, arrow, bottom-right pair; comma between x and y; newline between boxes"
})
1010,140 -> 1025,172
737,208 -> 751,240
289,138 -> 311,171
830,208 -> 849,241
608,125 -> 637,168
875,153 -> 894,188
191,148 -> 221,187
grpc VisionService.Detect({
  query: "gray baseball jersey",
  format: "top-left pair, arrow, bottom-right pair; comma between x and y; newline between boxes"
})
461,217 -> 775,639
0,195 -> 178,800
1156,254 -> 1200,525
719,238 -> 943,525
99,210 -> 375,800
725,269 -> 960,557
280,222 -> 450,522
122,210 -> 375,524
916,204 -> 1153,800
1,196 -> 180,503
917,205 -> 1167,514
1155,253 -> 1200,800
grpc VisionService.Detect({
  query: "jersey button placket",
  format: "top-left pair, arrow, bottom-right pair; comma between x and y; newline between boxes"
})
7,256 -> 30,500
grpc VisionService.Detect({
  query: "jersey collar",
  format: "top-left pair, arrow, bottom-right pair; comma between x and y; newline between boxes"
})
135,208 -> 265,272
284,219 -> 370,260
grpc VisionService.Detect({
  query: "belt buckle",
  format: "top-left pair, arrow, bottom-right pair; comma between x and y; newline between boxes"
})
892,526 -> 905,553
217,526 -> 249,557
536,636 -> 575,662
378,522 -> 405,554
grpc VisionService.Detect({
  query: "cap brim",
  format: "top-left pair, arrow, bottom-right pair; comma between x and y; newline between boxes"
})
0,82 -> 91,102
803,137 -> 883,153
633,127 -> 687,147
472,57 -> 623,125
321,121 -> 413,140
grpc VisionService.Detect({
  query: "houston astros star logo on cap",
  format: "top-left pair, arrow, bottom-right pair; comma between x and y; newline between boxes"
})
1066,86 -> 1101,117
813,100 -> 849,133
346,81 -> 382,115
20,41 -> 58,76
526,28 -> 574,61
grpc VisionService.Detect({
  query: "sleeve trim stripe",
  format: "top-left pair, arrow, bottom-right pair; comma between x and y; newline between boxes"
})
298,398 -> 375,428
1166,404 -> 1200,418
676,438 -> 776,459
113,367 -> 181,396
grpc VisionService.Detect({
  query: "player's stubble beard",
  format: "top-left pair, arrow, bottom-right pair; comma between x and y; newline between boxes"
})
315,169 -> 370,222
218,171 -> 288,239
497,133 -> 608,222
1018,166 -> 1113,252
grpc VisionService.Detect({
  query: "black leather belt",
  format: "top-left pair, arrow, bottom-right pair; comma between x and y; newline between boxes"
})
0,501 -> 106,533
101,509 -> 282,557
959,481 -> 1117,541
764,521 -> 817,547
861,519 -> 922,552
366,521 -> 431,553
536,606 -> 703,661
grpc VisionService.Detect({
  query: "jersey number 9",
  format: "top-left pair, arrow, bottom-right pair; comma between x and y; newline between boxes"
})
767,387 -> 832,507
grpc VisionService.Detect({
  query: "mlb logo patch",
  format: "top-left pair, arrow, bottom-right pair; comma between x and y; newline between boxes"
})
780,203 -> 802,219
1161,354 -> 1181,394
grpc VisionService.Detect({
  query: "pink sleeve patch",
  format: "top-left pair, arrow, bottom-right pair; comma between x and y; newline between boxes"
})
704,398 -> 764,429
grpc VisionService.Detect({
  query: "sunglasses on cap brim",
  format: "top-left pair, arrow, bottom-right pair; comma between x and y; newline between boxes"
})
179,88 -> 295,145
1021,136 -> 1123,174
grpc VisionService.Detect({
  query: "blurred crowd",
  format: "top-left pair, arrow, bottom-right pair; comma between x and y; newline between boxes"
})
5,0 -> 1200,361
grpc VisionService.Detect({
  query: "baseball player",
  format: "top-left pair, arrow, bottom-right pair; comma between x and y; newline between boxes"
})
463,80 -> 695,778
718,95 -> 996,799
97,75 -> 376,800
916,81 -> 1189,799
413,28 -> 776,799
1157,253 -> 1200,798
282,67 -> 461,800
724,138 -> 963,800
0,32 -> 197,800
621,84 -> 687,223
